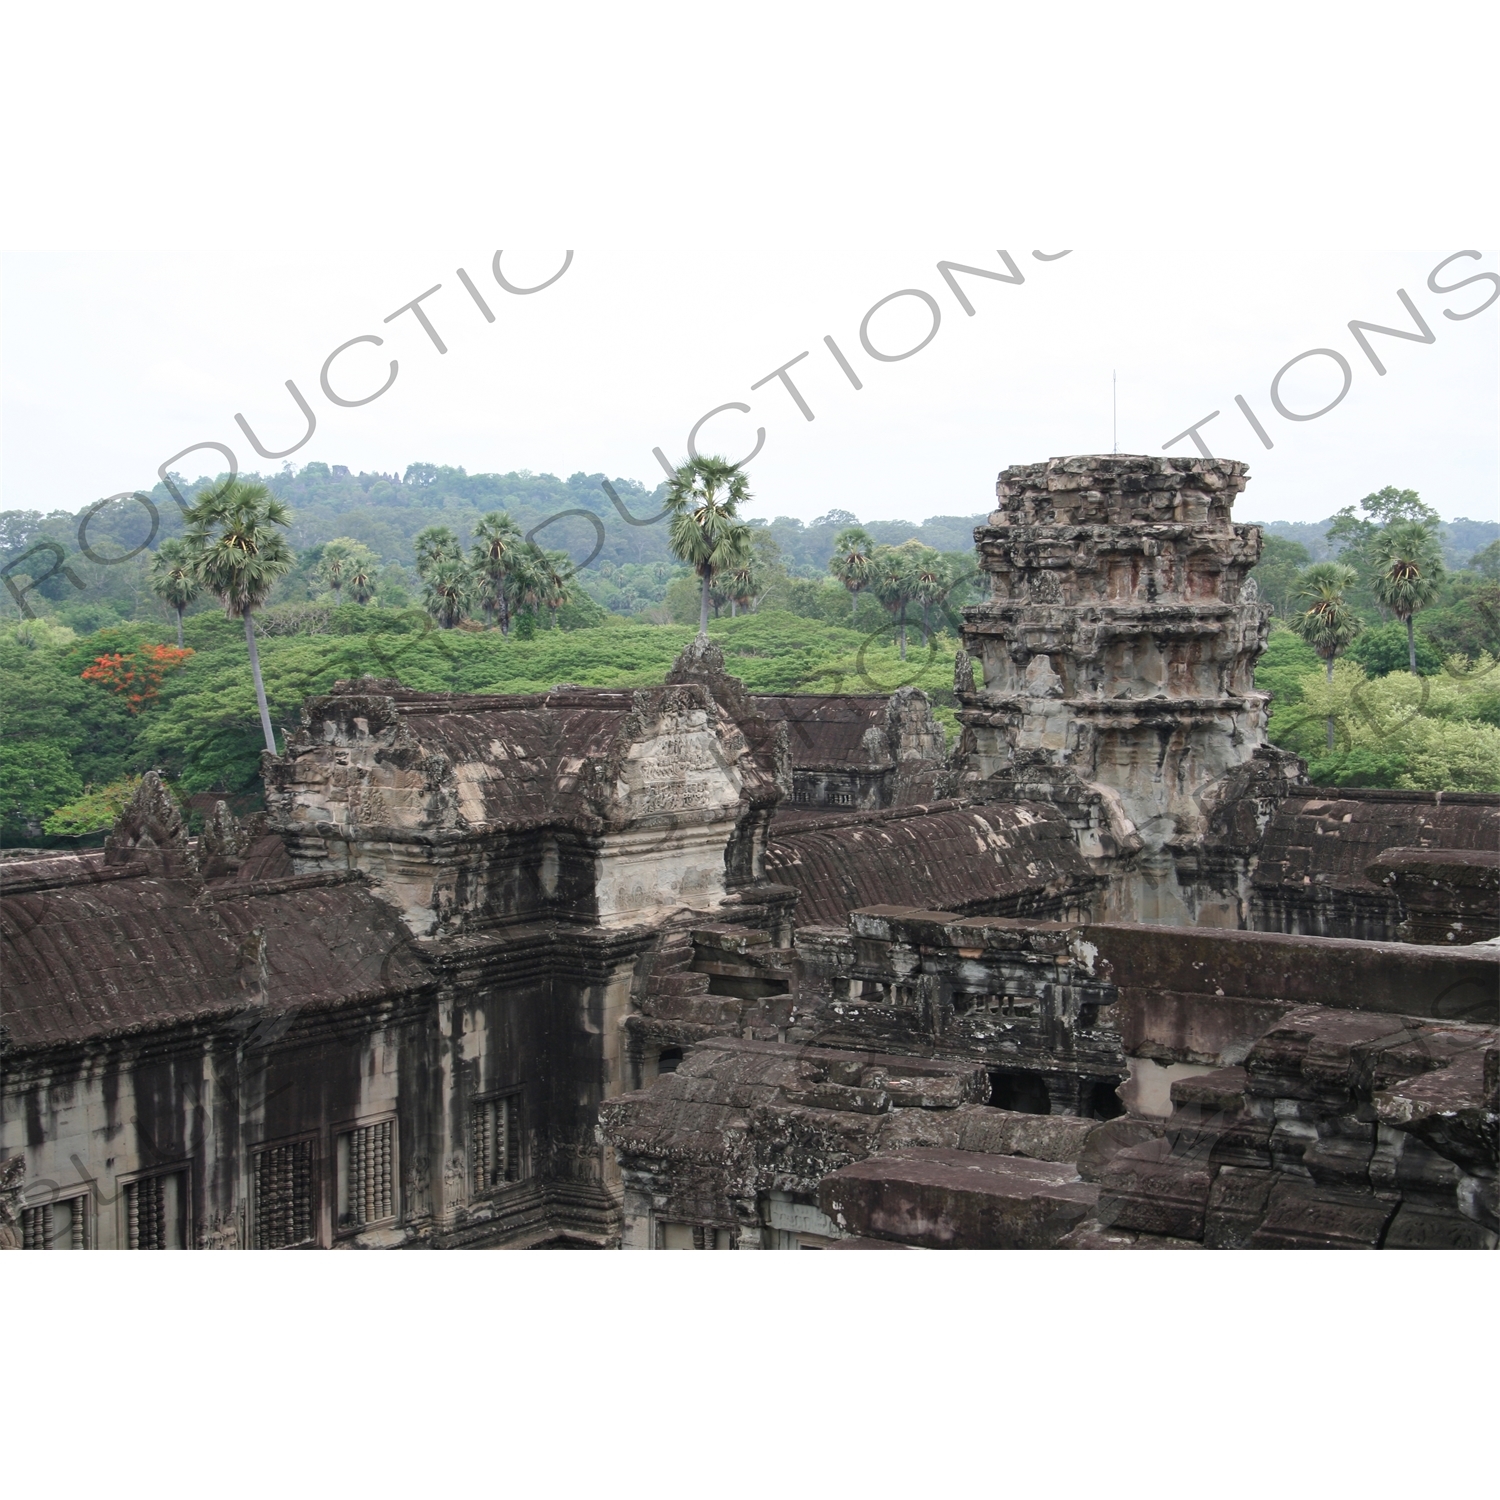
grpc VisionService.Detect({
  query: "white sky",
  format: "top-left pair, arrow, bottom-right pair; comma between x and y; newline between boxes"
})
2,4 -> 1496,530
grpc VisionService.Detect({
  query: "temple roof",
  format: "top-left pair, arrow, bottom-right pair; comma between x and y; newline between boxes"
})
763,800 -> 1098,927
1254,788 -> 1500,898
0,845 -> 426,1053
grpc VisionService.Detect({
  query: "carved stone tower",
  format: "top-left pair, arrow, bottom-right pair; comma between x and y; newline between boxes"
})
953,454 -> 1290,923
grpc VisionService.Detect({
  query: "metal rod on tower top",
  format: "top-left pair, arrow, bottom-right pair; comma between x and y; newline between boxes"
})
1113,370 -> 1117,454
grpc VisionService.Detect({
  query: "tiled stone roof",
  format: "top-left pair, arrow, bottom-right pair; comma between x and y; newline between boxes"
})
763,800 -> 1098,926
1254,788 -> 1500,897
1,851 -> 426,1052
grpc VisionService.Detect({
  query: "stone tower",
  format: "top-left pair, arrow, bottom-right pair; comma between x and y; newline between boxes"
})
953,454 -> 1292,923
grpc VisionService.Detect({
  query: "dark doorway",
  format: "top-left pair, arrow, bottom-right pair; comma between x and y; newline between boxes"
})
987,1068 -> 1050,1114
657,1046 -> 684,1075
1085,1077 -> 1126,1120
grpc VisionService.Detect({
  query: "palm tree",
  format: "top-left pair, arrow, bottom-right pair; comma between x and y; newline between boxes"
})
1373,521 -> 1445,674
708,555 -> 757,618
415,525 -> 462,580
910,546 -> 949,645
183,479 -> 295,755
708,571 -> 733,619
727,560 -> 760,617
470,512 -> 524,632
318,543 -> 348,604
536,548 -> 577,629
506,546 -> 549,631
317,538 -> 373,606
828,526 -> 874,625
147,537 -> 202,648
1292,562 -> 1363,750
423,557 -> 473,629
664,455 -> 753,635
347,557 -> 376,605
871,545 -> 918,659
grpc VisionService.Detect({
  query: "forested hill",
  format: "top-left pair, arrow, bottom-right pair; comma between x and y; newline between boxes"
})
256,462 -> 985,573
0,460 -> 989,630
1254,514 -> 1499,569
5,458 -> 1493,638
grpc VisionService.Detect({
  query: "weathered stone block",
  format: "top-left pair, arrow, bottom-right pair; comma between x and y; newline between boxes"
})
1203,1166 -> 1275,1249
1096,1137 -> 1213,1240
781,1083 -> 891,1115
1248,1180 -> 1398,1249
1367,846 -> 1500,946
881,1074 -> 969,1110
818,1149 -> 1098,1249
1075,1116 -> 1165,1183
1382,1202 -> 1495,1250
692,924 -> 771,955
1300,1117 -> 1377,1186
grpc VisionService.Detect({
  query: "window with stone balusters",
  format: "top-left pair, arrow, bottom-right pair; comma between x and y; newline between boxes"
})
252,1140 -> 315,1249
125,1172 -> 187,1249
21,1193 -> 90,1249
336,1119 -> 396,1232
470,1094 -> 523,1194
657,1222 -> 734,1249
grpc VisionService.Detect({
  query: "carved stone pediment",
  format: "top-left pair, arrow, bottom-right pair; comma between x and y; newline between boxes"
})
104,770 -> 197,877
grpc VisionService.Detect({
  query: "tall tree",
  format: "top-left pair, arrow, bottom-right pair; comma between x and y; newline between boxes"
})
470,512 -> 524,633
346,555 -> 376,605
1326,486 -> 1439,618
415,525 -> 462,580
423,557 -> 473,629
710,556 -> 759,618
1292,562 -> 1363,749
747,528 -> 788,603
910,546 -> 950,645
828,526 -> 874,624
505,546 -> 548,630
871,544 -> 919,659
147,537 -> 202,648
726,559 -> 760,617
1373,520 -> 1445,674
536,548 -> 577,629
708,570 -> 733,619
316,538 -> 375,605
183,479 -> 295,755
664,455 -> 753,635
318,540 -> 348,604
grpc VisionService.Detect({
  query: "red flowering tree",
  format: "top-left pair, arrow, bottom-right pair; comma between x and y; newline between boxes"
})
80,644 -> 193,712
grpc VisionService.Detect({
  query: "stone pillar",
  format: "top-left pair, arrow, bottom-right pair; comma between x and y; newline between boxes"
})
0,1156 -> 24,1250
955,455 -> 1274,923
1043,1074 -> 1086,1117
